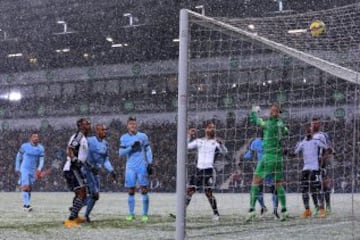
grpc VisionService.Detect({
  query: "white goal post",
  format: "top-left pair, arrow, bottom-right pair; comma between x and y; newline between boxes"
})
177,6 -> 360,240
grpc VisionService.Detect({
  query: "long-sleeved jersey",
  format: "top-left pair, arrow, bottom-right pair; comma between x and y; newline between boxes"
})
15,142 -> 45,172
119,131 -> 153,169
295,138 -> 327,171
87,136 -> 114,172
250,110 -> 288,155
188,137 -> 228,169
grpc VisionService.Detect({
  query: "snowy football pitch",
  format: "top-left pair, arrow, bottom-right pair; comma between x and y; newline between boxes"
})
1,192 -> 359,240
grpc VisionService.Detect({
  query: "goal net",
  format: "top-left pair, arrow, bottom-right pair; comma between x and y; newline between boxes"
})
176,4 -> 360,239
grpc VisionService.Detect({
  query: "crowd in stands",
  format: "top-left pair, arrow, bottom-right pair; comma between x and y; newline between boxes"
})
0,116 -> 358,194
0,73 -> 353,120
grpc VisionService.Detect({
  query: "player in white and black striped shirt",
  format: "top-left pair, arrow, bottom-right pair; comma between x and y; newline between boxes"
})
294,127 -> 328,218
311,117 -> 333,214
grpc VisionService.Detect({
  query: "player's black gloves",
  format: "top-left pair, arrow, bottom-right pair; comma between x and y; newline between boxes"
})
131,141 -> 141,151
110,171 -> 117,181
147,164 -> 153,175
71,157 -> 82,169
84,161 -> 99,175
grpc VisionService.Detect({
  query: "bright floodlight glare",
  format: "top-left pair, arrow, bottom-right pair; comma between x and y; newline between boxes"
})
277,0 -> 284,11
106,36 -> 114,42
111,43 -> 123,48
7,53 -> 23,58
288,29 -> 307,34
248,24 -> 255,30
8,92 -> 22,101
57,20 -> 66,24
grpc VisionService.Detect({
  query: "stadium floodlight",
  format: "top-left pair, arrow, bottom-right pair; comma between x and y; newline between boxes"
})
54,20 -> 76,35
8,91 -> 22,101
57,20 -> 67,33
111,43 -> 123,48
195,5 -> 205,15
287,29 -> 307,34
123,13 -> 134,26
7,53 -> 23,58
106,36 -> 114,42
55,48 -> 70,53
248,24 -> 255,30
275,0 -> 284,12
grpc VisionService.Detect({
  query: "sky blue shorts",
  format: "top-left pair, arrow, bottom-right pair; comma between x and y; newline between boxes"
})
125,165 -> 149,188
20,169 -> 35,186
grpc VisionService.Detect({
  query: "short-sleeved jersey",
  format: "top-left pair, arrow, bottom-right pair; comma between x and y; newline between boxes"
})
188,138 -> 227,169
295,138 -> 327,171
87,136 -> 113,172
119,131 -> 153,169
16,142 -> 45,172
63,132 -> 88,171
244,138 -> 263,162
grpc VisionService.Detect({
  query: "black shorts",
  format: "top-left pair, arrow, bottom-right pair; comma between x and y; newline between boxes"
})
320,167 -> 330,179
63,166 -> 86,191
189,168 -> 215,189
301,170 -> 321,191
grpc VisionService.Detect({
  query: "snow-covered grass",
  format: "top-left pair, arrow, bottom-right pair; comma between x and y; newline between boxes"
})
1,192 -> 359,239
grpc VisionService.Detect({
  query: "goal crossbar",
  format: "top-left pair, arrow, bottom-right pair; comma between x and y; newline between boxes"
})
186,10 -> 360,85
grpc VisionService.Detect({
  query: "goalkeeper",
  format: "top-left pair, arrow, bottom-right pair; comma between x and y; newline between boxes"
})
82,123 -> 117,222
246,103 -> 289,221
243,129 -> 279,219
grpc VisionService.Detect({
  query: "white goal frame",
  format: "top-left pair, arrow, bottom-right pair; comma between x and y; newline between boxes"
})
176,8 -> 360,240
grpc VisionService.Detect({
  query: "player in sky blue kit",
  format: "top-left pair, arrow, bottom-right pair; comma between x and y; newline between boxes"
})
244,130 -> 279,219
119,116 -> 153,223
15,132 -> 45,211
83,123 -> 117,222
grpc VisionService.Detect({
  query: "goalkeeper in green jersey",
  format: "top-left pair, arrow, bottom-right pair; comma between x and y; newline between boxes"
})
246,103 -> 289,221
